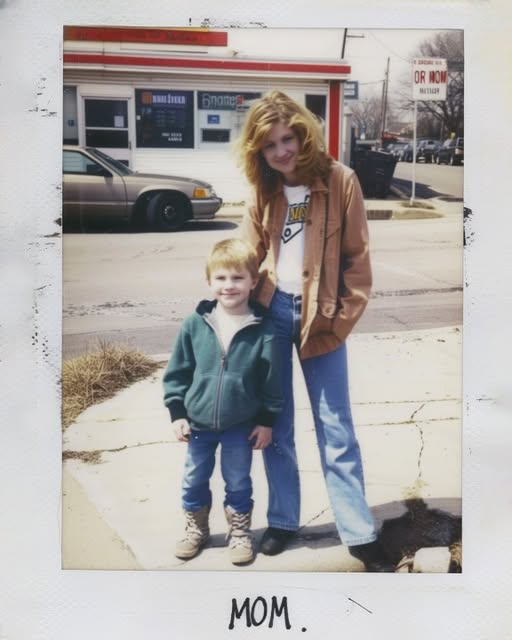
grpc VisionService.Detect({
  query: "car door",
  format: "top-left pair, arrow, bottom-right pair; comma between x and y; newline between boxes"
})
439,139 -> 454,162
62,149 -> 128,225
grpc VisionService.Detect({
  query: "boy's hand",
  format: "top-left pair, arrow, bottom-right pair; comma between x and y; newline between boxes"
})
173,418 -> 191,442
249,425 -> 272,450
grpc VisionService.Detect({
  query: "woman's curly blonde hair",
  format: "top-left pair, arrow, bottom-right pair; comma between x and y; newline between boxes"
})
235,90 -> 333,199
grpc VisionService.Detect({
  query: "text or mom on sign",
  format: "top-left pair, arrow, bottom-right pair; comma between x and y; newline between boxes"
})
412,58 -> 447,101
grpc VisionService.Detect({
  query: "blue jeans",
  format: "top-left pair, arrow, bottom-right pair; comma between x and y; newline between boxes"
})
265,288 -> 377,546
182,426 -> 253,513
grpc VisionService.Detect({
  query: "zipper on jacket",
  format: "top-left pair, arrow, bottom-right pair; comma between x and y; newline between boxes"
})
213,354 -> 226,430
203,312 -> 261,431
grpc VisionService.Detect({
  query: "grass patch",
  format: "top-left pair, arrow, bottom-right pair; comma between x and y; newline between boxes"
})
399,200 -> 436,210
62,342 -> 161,430
393,209 -> 443,220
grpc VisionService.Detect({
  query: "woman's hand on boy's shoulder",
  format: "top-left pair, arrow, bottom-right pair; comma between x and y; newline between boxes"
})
173,418 -> 191,442
249,425 -> 272,450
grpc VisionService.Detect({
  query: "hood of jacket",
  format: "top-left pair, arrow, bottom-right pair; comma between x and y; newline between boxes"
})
162,298 -> 283,431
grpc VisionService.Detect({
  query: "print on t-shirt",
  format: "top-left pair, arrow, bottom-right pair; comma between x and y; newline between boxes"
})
282,193 -> 310,243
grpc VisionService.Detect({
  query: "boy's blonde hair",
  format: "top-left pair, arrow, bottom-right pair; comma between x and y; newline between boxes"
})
235,90 -> 333,199
206,238 -> 259,282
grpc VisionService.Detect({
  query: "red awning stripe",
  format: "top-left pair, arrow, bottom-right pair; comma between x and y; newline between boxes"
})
63,53 -> 351,76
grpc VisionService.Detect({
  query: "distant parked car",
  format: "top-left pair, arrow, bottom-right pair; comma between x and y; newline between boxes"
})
401,143 -> 416,162
417,140 -> 441,163
435,137 -> 464,165
62,145 -> 223,231
388,142 -> 408,160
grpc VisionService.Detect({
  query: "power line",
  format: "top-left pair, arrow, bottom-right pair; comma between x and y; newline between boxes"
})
367,30 -> 413,64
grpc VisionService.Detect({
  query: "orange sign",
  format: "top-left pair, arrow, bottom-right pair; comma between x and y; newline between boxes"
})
63,26 -> 228,47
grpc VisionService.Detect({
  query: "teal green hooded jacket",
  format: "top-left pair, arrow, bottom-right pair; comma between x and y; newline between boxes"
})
163,300 -> 283,431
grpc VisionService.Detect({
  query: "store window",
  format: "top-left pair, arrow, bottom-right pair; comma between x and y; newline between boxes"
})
135,90 -> 194,148
305,94 -> 327,123
197,91 -> 261,147
201,129 -> 231,143
305,94 -> 327,142
84,99 -> 129,148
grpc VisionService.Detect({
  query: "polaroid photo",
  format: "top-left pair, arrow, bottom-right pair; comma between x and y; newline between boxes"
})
2,1 -> 512,637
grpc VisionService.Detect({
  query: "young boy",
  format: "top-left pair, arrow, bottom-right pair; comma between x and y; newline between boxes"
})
162,238 -> 282,565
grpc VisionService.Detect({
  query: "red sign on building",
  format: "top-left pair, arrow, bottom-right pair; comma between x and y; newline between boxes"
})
63,26 -> 228,47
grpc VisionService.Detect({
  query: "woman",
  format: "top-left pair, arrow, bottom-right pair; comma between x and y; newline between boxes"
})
237,90 -> 391,571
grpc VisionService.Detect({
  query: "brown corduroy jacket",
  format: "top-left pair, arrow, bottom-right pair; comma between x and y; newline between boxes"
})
240,161 -> 372,360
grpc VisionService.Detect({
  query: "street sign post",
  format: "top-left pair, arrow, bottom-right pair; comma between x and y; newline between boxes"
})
410,58 -> 447,203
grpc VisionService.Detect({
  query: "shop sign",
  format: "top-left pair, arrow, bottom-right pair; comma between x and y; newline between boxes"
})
135,90 -> 194,148
412,58 -> 447,101
343,81 -> 359,100
198,91 -> 261,111
64,26 -> 228,47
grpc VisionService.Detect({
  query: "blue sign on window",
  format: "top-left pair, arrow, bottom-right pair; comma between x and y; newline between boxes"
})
207,114 -> 220,125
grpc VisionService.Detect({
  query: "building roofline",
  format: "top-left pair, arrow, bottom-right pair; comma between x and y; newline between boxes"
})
63,52 -> 351,80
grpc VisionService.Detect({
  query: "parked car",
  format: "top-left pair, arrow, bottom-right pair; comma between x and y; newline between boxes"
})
401,143 -> 416,162
435,137 -> 464,165
388,142 -> 408,160
417,139 -> 441,163
62,145 -> 223,231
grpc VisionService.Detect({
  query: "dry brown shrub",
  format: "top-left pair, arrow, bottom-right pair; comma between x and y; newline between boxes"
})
62,342 -> 161,430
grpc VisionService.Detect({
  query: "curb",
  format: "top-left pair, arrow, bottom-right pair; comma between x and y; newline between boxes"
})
218,197 -> 443,222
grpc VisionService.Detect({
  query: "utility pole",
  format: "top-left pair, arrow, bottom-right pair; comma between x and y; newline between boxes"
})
380,56 -> 390,142
341,29 -> 365,58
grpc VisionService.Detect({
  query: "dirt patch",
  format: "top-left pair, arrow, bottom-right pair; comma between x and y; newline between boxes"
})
379,498 -> 462,572
63,445 -> 129,465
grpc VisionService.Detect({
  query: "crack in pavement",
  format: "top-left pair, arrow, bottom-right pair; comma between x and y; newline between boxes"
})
408,403 -> 426,484
295,507 -> 340,541
63,439 -> 175,465
353,397 -> 460,406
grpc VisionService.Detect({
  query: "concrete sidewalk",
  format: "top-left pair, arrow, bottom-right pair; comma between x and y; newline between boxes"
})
217,188 -> 451,222
62,325 -> 462,572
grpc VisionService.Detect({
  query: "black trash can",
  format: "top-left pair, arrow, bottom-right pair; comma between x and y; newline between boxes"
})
353,149 -> 398,199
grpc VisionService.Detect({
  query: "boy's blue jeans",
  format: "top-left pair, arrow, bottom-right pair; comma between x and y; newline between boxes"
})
265,288 -> 377,546
181,425 -> 253,514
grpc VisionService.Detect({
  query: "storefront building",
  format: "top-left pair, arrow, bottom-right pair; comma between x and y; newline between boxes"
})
63,26 -> 352,202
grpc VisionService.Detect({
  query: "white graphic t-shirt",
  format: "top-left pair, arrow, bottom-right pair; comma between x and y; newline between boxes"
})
276,184 -> 310,295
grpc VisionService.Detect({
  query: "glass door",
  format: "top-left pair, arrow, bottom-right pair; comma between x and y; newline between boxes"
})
83,98 -> 131,166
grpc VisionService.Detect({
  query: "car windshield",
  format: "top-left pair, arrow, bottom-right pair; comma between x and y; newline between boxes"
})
88,148 -> 133,176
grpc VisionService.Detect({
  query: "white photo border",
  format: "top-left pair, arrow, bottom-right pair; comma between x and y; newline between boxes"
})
2,0 -> 512,637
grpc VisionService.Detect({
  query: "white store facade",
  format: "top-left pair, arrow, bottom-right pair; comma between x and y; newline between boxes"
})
63,26 -> 354,202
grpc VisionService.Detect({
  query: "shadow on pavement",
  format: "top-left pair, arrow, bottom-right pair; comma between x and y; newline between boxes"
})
392,176 -> 463,202
63,219 -> 239,234
378,498 -> 462,571
206,497 -> 462,561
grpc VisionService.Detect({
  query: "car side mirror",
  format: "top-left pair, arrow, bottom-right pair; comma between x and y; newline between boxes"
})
87,164 -> 112,178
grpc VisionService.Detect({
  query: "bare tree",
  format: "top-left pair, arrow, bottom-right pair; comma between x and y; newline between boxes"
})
349,94 -> 383,140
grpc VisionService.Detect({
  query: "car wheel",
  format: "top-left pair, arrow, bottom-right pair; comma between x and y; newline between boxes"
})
147,192 -> 188,232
